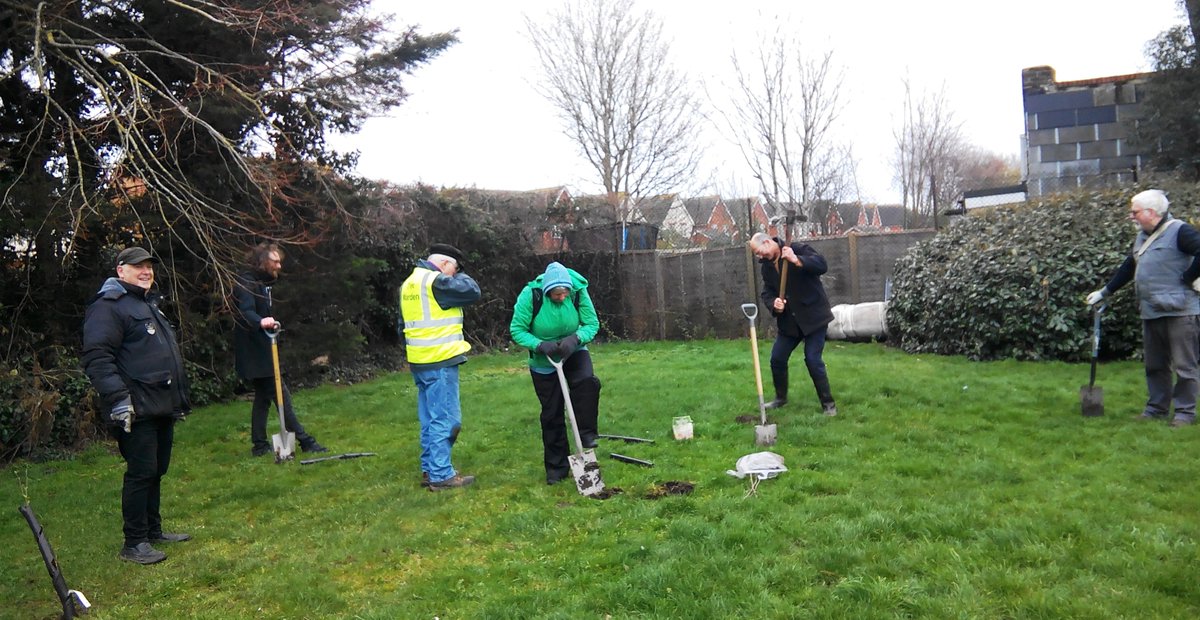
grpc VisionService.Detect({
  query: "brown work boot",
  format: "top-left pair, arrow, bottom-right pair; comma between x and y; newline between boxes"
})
428,474 -> 475,491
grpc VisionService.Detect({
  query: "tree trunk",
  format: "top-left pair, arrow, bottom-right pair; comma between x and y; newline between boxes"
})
1188,0 -> 1200,55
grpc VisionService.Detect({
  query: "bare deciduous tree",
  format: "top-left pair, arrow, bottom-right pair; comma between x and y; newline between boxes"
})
717,28 -> 855,235
525,0 -> 701,220
892,79 -> 963,224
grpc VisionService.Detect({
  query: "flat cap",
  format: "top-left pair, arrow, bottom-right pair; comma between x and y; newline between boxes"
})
428,243 -> 464,265
116,247 -> 160,266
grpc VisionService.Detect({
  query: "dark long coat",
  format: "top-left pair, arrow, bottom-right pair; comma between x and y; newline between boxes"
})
233,270 -> 277,380
758,238 -> 834,337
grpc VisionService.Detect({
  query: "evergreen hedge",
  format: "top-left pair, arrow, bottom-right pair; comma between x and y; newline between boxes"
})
888,183 -> 1200,361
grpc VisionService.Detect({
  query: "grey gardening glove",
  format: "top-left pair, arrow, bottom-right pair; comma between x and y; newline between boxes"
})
1085,289 -> 1106,306
558,333 -> 580,358
110,396 -> 134,433
535,341 -> 559,356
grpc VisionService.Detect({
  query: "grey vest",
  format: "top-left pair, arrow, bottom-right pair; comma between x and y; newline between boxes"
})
1133,218 -> 1200,319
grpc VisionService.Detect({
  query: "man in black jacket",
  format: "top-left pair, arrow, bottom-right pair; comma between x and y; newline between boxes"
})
233,242 -> 327,457
82,247 -> 193,564
748,232 -> 838,416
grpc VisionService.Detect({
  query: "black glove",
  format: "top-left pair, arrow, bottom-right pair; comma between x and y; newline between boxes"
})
558,333 -> 581,358
535,341 -> 559,356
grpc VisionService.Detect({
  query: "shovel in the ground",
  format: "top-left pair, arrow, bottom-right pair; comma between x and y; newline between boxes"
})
267,325 -> 296,462
741,303 -> 776,446
1081,303 -> 1106,417
549,356 -> 605,497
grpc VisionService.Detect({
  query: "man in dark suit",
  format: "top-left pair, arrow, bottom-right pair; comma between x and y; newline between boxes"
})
749,232 -> 838,416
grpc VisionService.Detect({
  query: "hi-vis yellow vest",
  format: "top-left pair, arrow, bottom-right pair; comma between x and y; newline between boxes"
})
400,267 -> 471,364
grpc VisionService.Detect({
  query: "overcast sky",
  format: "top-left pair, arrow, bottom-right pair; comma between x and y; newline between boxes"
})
330,0 -> 1186,205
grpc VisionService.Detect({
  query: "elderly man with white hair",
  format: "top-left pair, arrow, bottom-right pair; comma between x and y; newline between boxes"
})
1086,189 -> 1200,426
399,243 -> 482,490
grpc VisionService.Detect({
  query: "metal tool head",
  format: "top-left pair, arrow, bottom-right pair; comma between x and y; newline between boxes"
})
754,423 -> 777,446
740,303 -> 759,321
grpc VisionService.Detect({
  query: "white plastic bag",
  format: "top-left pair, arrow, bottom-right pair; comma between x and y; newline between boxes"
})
725,451 -> 788,480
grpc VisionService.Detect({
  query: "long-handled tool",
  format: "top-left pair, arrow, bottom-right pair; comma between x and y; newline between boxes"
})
610,453 -> 653,467
549,357 -> 605,497
19,503 -> 90,618
598,434 -> 655,444
300,452 -> 377,465
1081,303 -> 1106,417
741,303 -> 776,446
267,325 -> 295,462
777,209 -> 796,297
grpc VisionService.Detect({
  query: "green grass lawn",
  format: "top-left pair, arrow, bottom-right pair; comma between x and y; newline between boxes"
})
4,340 -> 1199,619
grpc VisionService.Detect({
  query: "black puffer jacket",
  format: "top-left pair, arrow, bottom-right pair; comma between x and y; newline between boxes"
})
81,278 -> 191,421
232,270 -> 276,380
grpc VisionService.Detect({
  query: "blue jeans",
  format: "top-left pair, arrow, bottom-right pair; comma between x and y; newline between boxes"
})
412,365 -> 463,483
769,326 -> 834,405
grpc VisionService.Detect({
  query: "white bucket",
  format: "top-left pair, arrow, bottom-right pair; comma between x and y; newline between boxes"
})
672,416 -> 694,440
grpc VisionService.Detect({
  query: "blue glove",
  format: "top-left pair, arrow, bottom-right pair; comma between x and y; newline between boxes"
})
110,396 -> 134,433
558,333 -> 580,358
535,341 -> 558,356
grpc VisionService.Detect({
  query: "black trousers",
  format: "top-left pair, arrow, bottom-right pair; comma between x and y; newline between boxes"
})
116,416 -> 175,546
530,350 -> 600,478
769,327 -> 834,405
250,377 -> 314,449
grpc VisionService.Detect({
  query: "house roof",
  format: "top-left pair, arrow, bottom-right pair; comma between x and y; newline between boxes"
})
724,196 -> 762,229
632,194 -> 677,226
682,195 -> 723,223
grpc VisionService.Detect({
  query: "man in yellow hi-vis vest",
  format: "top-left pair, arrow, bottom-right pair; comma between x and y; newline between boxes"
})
399,244 -> 481,491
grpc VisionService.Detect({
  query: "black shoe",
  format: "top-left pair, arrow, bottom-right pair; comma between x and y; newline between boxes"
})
119,542 -> 166,565
301,441 -> 328,453
764,398 -> 788,409
251,445 -> 271,457
148,532 -> 191,544
546,469 -> 570,485
420,471 -> 431,488
581,434 -> 598,449
822,402 -> 838,417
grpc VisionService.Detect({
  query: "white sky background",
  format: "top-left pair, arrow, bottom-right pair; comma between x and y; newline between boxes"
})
330,0 -> 1187,205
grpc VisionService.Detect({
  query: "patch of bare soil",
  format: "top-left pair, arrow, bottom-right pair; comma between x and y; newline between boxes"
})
645,481 -> 694,499
591,487 -> 623,500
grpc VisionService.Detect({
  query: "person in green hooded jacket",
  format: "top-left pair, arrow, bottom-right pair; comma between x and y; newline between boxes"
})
509,262 -> 602,485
